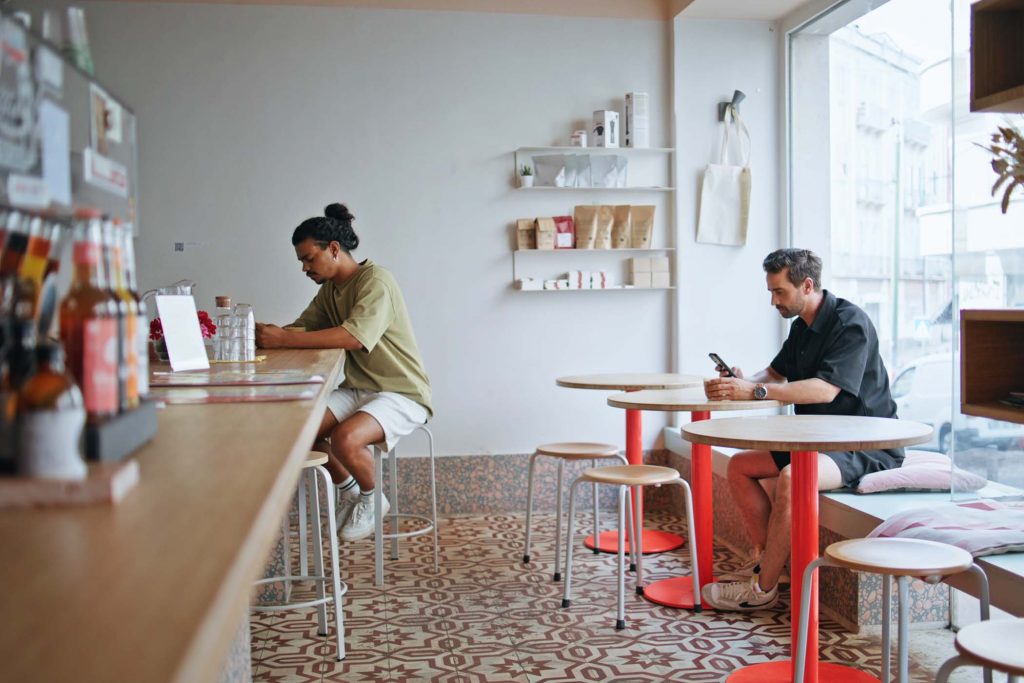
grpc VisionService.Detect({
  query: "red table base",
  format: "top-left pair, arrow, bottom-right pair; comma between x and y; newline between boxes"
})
642,575 -> 713,609
727,660 -> 879,683
583,529 -> 684,554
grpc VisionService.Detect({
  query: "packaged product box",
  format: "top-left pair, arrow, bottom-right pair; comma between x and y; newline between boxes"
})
535,217 -> 556,250
632,272 -> 652,288
590,271 -> 609,289
650,256 -> 670,272
516,218 -> 536,250
593,110 -> 620,148
625,92 -> 650,148
651,272 -> 671,288
553,215 -> 575,249
630,257 -> 651,274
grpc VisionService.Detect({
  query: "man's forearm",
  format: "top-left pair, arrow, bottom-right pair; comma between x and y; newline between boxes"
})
281,326 -> 363,351
764,377 -> 840,405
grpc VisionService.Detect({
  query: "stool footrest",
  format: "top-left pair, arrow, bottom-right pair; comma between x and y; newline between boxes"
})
380,513 -> 435,540
252,576 -> 350,613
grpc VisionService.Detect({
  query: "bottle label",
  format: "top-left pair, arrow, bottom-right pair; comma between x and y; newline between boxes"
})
82,318 -> 118,415
17,408 -> 87,479
136,319 -> 149,396
125,313 -> 139,403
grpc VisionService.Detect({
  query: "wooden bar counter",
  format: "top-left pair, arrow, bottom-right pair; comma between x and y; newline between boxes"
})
0,349 -> 345,683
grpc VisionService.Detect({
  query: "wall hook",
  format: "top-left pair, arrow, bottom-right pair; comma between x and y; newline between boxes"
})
717,90 -> 747,122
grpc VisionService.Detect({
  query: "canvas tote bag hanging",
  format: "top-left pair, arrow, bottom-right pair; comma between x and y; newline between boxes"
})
696,106 -> 751,246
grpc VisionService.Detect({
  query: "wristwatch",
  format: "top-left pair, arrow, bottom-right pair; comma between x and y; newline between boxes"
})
753,384 -> 768,400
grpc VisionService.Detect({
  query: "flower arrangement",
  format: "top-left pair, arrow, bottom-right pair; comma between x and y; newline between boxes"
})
981,122 -> 1024,214
149,310 -> 217,341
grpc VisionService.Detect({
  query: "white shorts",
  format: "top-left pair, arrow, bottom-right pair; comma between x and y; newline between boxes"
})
325,387 -> 428,453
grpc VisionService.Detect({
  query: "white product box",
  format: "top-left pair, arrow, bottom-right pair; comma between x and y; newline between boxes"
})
650,256 -> 670,272
630,257 -> 651,274
651,272 -> 671,289
632,272 -> 652,288
625,92 -> 650,148
590,271 -> 609,289
593,110 -> 620,148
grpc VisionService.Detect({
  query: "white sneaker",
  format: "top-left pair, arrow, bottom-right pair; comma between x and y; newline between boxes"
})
340,492 -> 390,542
701,577 -> 779,612
335,488 -> 360,530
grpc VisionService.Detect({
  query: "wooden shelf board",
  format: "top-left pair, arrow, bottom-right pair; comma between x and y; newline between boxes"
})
962,309 -> 1024,322
972,0 -> 1024,11
962,400 -> 1024,425
518,186 -> 674,192
972,84 -> 1024,113
515,286 -> 675,292
517,146 -> 675,154
514,247 -> 675,253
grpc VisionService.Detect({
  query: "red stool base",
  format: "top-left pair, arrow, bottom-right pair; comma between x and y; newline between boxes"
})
583,529 -> 684,554
727,660 -> 879,683
643,576 -> 714,609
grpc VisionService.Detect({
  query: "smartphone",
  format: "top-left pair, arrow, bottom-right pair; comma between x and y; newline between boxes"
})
708,352 -> 736,377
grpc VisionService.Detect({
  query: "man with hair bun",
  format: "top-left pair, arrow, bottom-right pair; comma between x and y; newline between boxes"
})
699,248 -> 901,611
256,203 -> 432,542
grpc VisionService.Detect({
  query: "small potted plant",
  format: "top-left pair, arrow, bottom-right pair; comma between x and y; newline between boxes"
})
519,164 -> 534,188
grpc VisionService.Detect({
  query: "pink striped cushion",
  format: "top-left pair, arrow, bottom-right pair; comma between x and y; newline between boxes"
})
856,450 -> 987,494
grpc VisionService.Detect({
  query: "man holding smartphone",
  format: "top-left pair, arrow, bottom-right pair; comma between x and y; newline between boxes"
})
700,248 -> 901,611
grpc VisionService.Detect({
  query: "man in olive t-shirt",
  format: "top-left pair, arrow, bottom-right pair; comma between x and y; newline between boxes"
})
256,204 -> 431,542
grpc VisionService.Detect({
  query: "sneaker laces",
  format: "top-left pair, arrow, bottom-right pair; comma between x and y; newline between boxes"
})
347,498 -> 372,528
717,578 -> 764,602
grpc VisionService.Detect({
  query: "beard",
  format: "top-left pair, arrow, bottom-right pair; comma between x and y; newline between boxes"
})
776,298 -> 803,319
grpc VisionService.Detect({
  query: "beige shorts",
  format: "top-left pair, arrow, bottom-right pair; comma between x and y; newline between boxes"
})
326,387 -> 428,453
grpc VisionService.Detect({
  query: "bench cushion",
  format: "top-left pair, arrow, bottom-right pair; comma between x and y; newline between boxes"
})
868,499 -> 1024,557
855,450 -> 987,494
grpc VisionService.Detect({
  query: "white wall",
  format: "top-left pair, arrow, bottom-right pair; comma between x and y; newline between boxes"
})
18,1 -> 675,455
673,18 -> 784,382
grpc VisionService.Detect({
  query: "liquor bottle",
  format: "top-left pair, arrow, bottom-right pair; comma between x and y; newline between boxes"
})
119,223 -> 148,397
36,222 -> 67,338
18,216 -> 53,319
0,212 -> 27,279
0,278 -> 15,473
59,210 -> 118,423
63,7 -> 95,76
103,219 -> 138,411
16,342 -> 87,480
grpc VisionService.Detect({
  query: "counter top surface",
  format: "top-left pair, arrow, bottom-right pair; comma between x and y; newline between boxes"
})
0,349 -> 345,683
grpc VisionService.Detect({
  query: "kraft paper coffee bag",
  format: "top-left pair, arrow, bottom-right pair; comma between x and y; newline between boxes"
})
516,218 -> 536,249
594,205 -> 615,249
611,205 -> 631,249
535,217 -> 556,250
573,205 -> 597,249
630,205 -> 656,248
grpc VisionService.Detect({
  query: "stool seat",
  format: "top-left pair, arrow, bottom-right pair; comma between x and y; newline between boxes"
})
825,538 -> 973,576
536,442 -> 619,459
954,619 -> 1024,675
582,464 -> 680,486
305,452 -> 329,468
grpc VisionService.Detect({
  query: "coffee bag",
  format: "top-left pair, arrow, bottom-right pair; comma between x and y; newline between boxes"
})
573,205 -> 597,249
630,205 -> 656,248
611,205 -> 631,249
553,215 -> 575,249
516,218 -> 536,250
594,205 -> 615,249
535,217 -> 556,250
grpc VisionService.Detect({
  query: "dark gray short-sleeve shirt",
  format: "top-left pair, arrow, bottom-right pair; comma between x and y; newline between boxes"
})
770,290 -> 904,466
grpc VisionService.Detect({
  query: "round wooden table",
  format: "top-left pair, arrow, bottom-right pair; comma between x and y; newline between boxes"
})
682,415 -> 932,683
557,373 -> 704,553
607,388 -> 789,609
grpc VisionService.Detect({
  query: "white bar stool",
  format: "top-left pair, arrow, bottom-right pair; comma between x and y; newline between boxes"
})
372,424 -> 439,586
936,618 -> 1024,683
795,537 -> 990,683
254,452 -> 348,660
561,464 -> 701,630
522,442 -> 626,581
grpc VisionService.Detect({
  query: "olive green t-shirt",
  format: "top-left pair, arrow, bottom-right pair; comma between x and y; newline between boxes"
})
291,260 -> 432,417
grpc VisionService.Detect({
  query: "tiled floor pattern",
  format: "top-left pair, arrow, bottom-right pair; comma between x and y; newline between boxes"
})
252,511 -> 974,682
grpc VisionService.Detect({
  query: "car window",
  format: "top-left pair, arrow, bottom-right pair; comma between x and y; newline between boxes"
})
892,367 -> 915,398
916,361 -> 950,396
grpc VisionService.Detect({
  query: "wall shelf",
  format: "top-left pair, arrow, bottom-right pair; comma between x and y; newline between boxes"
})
516,287 -> 675,292
970,0 -> 1024,113
960,308 -> 1024,424
517,146 -> 675,154
517,186 -> 674,192
514,248 -> 675,254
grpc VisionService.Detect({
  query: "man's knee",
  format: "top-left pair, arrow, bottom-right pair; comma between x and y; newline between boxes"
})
331,423 -> 371,459
776,465 -> 793,492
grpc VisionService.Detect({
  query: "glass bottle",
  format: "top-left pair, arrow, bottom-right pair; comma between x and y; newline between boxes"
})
63,7 -> 95,76
118,223 -> 148,397
59,210 -> 119,423
234,303 -> 255,362
0,212 -> 27,279
0,278 -> 15,473
18,216 -> 53,319
16,342 -> 87,480
103,219 -> 138,411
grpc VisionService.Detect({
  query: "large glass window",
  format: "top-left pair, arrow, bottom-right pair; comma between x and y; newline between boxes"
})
789,0 -> 1024,492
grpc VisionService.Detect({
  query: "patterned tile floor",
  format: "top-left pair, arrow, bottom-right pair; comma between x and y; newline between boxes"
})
252,511 -> 976,682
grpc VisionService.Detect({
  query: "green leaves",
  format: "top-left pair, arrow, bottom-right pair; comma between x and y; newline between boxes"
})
980,122 -> 1024,214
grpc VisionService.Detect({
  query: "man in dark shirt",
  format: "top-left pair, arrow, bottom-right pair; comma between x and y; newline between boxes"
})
700,248 -> 901,611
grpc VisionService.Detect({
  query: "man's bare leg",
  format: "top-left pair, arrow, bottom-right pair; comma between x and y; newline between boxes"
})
315,409 -> 352,484
330,411 -> 386,491
757,454 -> 843,590
727,450 -> 781,553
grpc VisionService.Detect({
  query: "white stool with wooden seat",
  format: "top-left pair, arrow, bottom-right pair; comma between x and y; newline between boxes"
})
372,424 -> 439,586
523,442 -> 626,581
936,618 -> 1024,683
254,452 -> 348,660
795,538 -> 990,683
561,464 -> 701,630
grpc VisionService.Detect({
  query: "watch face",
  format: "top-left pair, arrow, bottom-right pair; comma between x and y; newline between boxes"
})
755,385 -> 767,399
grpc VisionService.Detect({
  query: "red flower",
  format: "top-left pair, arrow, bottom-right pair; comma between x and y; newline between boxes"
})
150,311 -> 217,341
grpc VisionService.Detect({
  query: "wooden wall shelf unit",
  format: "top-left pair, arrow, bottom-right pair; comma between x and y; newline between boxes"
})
961,308 -> 1024,424
970,0 -> 1024,113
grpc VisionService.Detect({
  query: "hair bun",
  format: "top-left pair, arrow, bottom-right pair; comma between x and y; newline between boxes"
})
324,203 -> 353,222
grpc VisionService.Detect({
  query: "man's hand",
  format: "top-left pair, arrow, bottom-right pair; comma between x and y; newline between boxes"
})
704,376 -> 756,401
718,365 -> 744,379
255,322 -> 290,349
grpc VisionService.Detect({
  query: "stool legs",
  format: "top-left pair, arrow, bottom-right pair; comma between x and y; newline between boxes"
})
882,574 -> 892,683
554,459 -> 565,582
592,460 -> 600,555
795,557 -> 828,683
616,486 -> 627,629
309,469 -> 329,634
523,452 -> 540,564
633,484 -> 644,594
374,447 -> 385,586
312,464 -> 346,660
423,425 -> 440,573
389,446 -> 400,560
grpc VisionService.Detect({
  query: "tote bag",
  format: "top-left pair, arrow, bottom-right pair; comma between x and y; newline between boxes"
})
696,107 -> 751,246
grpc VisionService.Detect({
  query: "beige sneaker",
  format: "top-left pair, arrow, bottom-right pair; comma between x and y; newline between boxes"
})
702,577 -> 779,612
340,493 -> 390,542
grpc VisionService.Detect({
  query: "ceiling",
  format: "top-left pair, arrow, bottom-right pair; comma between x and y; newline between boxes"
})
682,0 -> 816,21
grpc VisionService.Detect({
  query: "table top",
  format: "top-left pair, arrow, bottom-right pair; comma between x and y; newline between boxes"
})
0,349 -> 346,683
682,414 -> 933,451
557,373 -> 705,392
607,387 -> 789,412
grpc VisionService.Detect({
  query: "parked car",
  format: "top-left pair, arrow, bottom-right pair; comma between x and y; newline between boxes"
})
891,353 -> 1024,453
